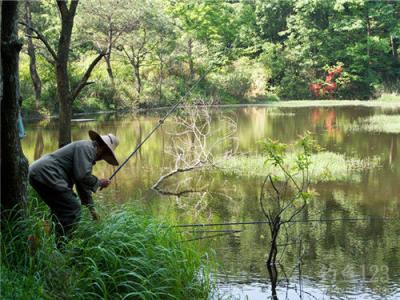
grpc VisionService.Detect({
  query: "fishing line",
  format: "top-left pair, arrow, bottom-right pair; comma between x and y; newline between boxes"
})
173,216 -> 399,228
107,48 -> 230,181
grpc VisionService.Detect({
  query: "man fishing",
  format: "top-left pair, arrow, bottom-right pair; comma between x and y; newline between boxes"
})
29,130 -> 119,246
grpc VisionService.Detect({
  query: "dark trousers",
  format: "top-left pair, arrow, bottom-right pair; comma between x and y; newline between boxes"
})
29,176 -> 81,246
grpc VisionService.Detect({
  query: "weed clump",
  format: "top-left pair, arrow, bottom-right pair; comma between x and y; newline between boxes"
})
1,194 -> 211,299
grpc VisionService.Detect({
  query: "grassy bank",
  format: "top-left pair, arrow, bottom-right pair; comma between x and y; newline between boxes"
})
1,193 -> 211,299
217,152 -> 381,183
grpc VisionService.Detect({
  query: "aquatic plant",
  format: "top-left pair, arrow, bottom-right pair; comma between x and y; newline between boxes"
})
345,114 -> 400,134
1,192 -> 211,299
217,151 -> 381,183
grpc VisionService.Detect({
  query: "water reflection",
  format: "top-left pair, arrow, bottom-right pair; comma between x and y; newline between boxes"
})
22,106 -> 400,299
33,129 -> 44,160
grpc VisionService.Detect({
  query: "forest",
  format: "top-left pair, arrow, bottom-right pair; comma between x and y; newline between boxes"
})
2,1 -> 400,299
20,0 -> 400,118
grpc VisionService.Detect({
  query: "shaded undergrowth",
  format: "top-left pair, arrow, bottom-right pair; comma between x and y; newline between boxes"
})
1,192 -> 212,299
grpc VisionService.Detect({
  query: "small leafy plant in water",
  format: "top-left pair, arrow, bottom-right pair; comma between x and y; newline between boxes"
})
260,132 -> 320,265
260,132 -> 320,299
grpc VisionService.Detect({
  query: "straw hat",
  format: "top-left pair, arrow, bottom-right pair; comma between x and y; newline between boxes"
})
88,130 -> 119,166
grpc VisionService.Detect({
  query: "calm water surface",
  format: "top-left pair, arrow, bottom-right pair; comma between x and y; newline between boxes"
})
23,105 -> 400,299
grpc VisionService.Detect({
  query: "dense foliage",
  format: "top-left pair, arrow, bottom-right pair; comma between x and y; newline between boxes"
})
19,0 -> 399,116
1,193 -> 211,299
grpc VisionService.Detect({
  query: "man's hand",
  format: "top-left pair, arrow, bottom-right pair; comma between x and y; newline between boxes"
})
99,178 -> 111,189
90,209 -> 100,221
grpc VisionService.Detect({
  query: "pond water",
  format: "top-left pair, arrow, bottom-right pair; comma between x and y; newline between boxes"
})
23,105 -> 400,299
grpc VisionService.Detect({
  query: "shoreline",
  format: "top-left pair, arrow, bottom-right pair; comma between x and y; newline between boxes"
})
23,99 -> 400,122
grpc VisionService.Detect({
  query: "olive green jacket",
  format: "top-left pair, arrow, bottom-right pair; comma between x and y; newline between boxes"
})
29,140 -> 99,207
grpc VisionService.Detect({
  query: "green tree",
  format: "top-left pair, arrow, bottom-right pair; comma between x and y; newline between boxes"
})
21,0 -> 105,147
78,0 -> 139,87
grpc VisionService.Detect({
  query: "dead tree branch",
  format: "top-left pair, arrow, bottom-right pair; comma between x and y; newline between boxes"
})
152,102 -> 237,196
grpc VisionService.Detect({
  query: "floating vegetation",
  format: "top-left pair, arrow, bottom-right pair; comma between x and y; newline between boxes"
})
345,114 -> 400,134
264,107 -> 295,116
217,152 -> 381,183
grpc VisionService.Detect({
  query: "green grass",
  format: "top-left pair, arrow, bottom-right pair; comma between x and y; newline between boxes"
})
1,193 -> 212,299
345,114 -> 400,134
267,100 -> 400,108
217,152 -> 381,183
375,92 -> 400,102
214,99 -> 400,109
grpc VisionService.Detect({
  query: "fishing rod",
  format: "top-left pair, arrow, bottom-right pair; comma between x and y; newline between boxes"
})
106,52 -> 228,182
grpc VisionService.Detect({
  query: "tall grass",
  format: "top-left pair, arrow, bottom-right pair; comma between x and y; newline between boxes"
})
1,192 -> 212,299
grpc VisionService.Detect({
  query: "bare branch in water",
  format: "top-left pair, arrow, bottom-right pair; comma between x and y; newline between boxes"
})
152,100 -> 237,196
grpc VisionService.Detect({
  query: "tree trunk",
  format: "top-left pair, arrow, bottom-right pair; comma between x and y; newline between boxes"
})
133,61 -> 141,98
1,1 -> 29,219
56,1 -> 76,147
58,87 -> 72,148
390,35 -> 398,61
267,218 -> 281,266
158,54 -> 163,105
188,37 -> 194,81
105,23 -> 115,85
105,55 -> 114,84
56,57 -> 73,147
267,264 -> 278,300
365,6 -> 371,60
24,0 -> 42,110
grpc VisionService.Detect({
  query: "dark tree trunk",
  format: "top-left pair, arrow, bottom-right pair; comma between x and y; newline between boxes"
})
105,55 -> 114,84
133,61 -> 141,98
158,54 -> 163,104
105,23 -> 115,85
1,1 -> 29,219
365,6 -> 371,60
188,38 -> 194,81
267,264 -> 278,300
267,217 -> 281,266
56,1 -> 76,147
24,0 -> 42,110
391,35 -> 398,61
